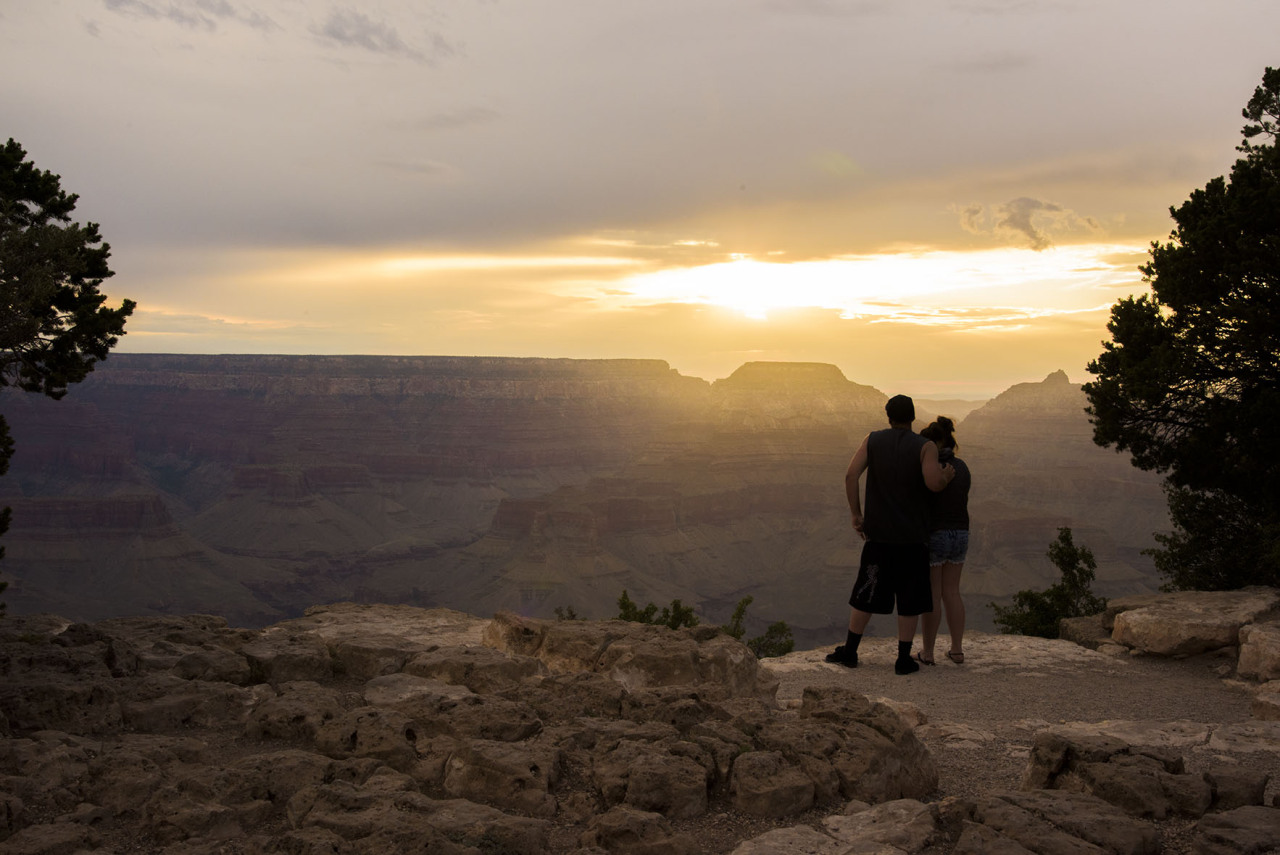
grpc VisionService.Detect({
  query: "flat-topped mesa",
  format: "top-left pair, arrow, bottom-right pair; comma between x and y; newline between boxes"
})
83,353 -> 711,400
715,361 -> 869,391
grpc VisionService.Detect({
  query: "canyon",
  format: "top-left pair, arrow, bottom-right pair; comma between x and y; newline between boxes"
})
0,355 -> 1168,647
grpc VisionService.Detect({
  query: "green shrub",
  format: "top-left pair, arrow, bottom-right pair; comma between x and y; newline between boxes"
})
990,527 -> 1107,638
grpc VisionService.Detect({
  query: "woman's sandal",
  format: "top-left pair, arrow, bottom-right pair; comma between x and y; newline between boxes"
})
914,652 -> 935,666
946,651 -> 965,664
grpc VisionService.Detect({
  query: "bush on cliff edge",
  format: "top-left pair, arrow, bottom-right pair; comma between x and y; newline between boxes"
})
991,527 -> 1107,639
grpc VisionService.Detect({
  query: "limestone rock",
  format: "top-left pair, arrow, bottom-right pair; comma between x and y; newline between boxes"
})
730,751 -> 814,817
592,733 -> 712,819
580,805 -> 699,855
1205,764 -> 1271,811
822,798 -> 937,851
0,607 -> 941,852
1238,621 -> 1280,681
403,643 -> 547,692
0,674 -> 122,736
241,628 -> 333,683
441,739 -> 561,816
1058,613 -> 1109,650
1207,720 -> 1280,753
286,781 -> 551,853
1191,805 -> 1280,855
973,790 -> 1159,854
0,821 -> 95,855
313,707 -> 419,772
728,825 -> 846,855
1023,728 -> 1223,820
952,819 -> 1037,855
484,611 -> 777,700
1111,588 -> 1280,656
245,680 -> 354,742
1252,681 -> 1280,721
799,685 -> 938,802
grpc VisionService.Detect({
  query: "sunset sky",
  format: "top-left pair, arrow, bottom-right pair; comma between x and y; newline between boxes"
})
3,2 -> 1277,398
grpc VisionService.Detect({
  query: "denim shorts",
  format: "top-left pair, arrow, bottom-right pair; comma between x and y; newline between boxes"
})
928,529 -> 969,565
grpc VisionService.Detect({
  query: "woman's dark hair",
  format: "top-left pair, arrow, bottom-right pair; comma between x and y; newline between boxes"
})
921,416 -> 957,450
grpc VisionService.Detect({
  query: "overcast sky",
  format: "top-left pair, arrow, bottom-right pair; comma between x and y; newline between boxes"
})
3,1 -> 1277,397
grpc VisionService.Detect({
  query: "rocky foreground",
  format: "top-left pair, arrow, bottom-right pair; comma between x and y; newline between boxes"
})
1,590 -> 1279,854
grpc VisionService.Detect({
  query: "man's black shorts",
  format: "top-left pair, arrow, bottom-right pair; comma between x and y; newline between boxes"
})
848,541 -> 932,616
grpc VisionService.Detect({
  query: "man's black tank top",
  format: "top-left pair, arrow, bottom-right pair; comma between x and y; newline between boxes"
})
863,427 -> 930,544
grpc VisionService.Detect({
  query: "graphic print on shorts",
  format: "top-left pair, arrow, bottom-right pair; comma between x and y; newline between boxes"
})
854,561 -> 880,602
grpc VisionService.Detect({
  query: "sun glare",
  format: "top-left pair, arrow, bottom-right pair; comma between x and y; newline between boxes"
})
614,245 -> 1146,324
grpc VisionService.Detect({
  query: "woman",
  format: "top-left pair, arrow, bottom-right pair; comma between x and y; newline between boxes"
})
916,416 -> 971,665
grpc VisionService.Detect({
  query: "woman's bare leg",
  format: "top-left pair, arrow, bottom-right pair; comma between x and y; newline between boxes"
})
920,564 -> 943,661
941,561 -> 966,658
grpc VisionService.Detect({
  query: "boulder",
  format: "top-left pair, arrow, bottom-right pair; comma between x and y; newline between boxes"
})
592,735 -> 711,819
1058,613 -> 1109,650
0,675 -> 121,735
245,680 -> 354,742
172,645 -> 253,684
952,819 -> 1038,854
1205,764 -> 1271,811
1023,728 -> 1214,820
728,825 -> 846,855
483,612 -> 777,700
403,644 -> 547,692
89,614 -> 252,677
0,821 -> 94,855
442,740 -> 561,817
1191,805 -> 1280,855
729,751 -> 814,817
314,707 -> 420,772
241,628 -> 333,684
1111,588 -> 1280,656
1252,681 -> 1280,721
1238,621 -> 1280,681
119,674 -> 266,732
221,749 -> 338,806
286,781 -> 550,853
278,603 -> 489,649
580,805 -> 699,855
799,685 -> 938,802
973,790 -> 1159,855
1207,721 -> 1280,753
821,798 -> 938,851
996,790 -> 1158,854
328,633 -> 432,680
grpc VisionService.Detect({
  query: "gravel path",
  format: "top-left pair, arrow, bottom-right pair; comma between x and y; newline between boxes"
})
763,630 -> 1276,806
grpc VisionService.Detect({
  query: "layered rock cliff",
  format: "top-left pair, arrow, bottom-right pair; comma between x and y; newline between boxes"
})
1,597 -> 1276,854
0,356 -> 1167,642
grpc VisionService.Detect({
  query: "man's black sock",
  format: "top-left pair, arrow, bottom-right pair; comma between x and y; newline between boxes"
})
897,640 -> 912,659
846,631 -> 863,653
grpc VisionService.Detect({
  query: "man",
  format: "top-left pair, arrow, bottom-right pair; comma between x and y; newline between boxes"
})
826,394 -> 954,674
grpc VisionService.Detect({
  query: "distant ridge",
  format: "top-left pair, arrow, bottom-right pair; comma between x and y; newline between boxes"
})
0,357 -> 1166,640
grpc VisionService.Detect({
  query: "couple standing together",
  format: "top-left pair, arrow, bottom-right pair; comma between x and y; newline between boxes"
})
826,394 -> 971,675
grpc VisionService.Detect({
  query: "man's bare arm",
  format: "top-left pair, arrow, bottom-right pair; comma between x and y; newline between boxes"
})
845,435 -> 870,537
920,441 -> 955,492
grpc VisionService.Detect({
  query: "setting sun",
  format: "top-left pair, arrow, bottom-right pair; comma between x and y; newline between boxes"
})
612,245 -> 1148,327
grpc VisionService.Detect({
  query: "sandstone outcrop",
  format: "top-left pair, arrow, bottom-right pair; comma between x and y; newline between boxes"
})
4,600 -> 1280,853
1109,588 -> 1280,657
1060,587 -> 1280,717
0,604 -> 938,854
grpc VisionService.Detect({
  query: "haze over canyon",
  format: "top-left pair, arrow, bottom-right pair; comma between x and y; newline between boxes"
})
0,355 -> 1168,648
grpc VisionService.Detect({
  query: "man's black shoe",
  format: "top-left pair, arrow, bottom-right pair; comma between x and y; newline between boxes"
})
894,655 -> 920,675
824,645 -> 858,668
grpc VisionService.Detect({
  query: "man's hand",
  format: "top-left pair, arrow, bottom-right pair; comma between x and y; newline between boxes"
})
851,512 -> 866,540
